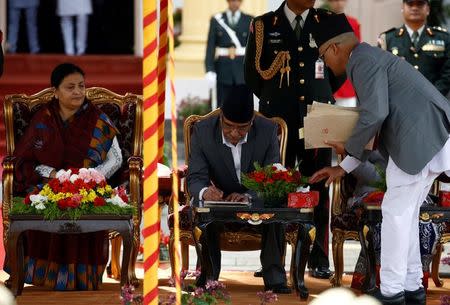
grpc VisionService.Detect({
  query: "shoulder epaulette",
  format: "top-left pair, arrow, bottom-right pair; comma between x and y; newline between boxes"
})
380,27 -> 396,35
432,26 -> 449,33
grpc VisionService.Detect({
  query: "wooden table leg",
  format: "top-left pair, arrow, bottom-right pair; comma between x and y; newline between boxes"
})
8,229 -> 24,296
294,223 -> 315,300
119,224 -> 133,287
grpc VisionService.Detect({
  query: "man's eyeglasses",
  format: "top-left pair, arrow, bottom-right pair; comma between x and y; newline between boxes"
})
319,43 -> 337,61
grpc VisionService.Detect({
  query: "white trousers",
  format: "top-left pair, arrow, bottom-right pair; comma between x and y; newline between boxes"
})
380,137 -> 450,296
60,15 -> 89,55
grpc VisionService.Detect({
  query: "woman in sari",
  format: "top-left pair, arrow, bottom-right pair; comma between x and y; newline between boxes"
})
10,63 -> 123,290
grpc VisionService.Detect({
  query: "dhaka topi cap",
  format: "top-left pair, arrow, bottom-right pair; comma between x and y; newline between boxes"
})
403,0 -> 429,4
311,13 -> 354,54
221,85 -> 254,123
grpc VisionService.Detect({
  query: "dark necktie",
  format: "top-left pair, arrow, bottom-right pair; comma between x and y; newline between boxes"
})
294,15 -> 302,41
412,31 -> 419,49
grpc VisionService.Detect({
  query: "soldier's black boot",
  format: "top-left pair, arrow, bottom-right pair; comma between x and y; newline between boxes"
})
372,289 -> 406,305
405,287 -> 426,305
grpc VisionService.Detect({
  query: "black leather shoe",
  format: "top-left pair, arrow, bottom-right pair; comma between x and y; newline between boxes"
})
371,289 -> 406,305
405,287 -> 425,305
310,267 -> 332,279
253,267 -> 263,278
265,284 -> 292,294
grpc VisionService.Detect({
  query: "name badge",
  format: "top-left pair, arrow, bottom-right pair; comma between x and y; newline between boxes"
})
315,58 -> 324,79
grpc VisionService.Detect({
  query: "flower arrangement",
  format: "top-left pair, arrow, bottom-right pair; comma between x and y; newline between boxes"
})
162,270 -> 231,305
11,168 -> 134,220
241,162 -> 307,208
121,284 -> 143,305
160,230 -> 170,263
177,95 -> 211,120
363,164 -> 387,206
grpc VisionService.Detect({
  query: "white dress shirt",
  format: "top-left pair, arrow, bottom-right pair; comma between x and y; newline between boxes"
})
199,133 -> 248,200
405,24 -> 425,42
284,4 -> 309,30
226,9 -> 241,26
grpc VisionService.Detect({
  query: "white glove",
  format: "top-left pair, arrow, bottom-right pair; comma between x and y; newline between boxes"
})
205,71 -> 217,89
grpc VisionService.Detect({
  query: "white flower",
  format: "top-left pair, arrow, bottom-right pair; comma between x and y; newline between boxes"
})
56,169 -> 72,183
30,194 -> 48,209
69,174 -> 79,183
272,163 -> 286,172
106,195 -> 129,208
35,202 -> 46,210
296,186 -> 310,193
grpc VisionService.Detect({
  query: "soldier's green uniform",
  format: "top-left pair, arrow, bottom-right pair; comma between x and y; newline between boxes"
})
378,25 -> 450,96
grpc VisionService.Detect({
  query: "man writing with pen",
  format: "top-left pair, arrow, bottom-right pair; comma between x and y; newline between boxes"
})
187,85 -> 291,294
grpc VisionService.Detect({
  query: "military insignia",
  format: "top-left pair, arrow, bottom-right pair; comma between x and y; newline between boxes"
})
309,34 -> 318,48
391,47 -> 399,56
377,33 -> 387,50
268,32 -> 281,37
427,27 -> 434,36
397,28 -> 405,37
422,42 -> 445,51
273,16 -> 278,26
269,39 -> 282,44
249,20 -> 254,34
314,15 -> 319,23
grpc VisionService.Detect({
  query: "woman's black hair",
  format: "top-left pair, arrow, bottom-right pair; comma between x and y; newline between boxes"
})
50,63 -> 85,88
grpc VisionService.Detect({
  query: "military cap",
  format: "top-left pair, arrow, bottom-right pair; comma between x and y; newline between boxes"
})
221,85 -> 254,123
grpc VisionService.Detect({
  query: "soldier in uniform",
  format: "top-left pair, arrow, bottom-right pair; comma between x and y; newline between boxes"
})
205,0 -> 253,107
378,0 -> 450,96
244,0 -> 346,280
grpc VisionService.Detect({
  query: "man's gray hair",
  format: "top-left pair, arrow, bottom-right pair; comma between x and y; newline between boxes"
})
319,32 -> 358,55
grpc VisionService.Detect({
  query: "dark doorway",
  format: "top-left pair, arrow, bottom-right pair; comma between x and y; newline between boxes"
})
10,0 -> 134,54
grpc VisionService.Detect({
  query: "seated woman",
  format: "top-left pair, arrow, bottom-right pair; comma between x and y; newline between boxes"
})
8,63 -> 123,290
342,151 -> 445,291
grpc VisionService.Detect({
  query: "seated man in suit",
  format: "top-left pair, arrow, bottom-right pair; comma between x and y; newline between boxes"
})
187,85 -> 291,294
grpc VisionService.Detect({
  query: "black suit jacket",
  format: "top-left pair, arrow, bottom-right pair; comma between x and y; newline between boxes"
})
187,113 -> 280,206
205,11 -> 253,85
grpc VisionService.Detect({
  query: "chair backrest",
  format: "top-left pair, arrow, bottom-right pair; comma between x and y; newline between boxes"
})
183,109 -> 288,203
2,87 -> 143,243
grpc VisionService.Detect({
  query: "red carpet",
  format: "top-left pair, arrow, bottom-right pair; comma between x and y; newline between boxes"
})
0,53 -> 142,267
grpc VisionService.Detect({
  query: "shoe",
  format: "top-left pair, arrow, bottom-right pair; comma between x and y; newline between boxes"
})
264,284 -> 292,294
371,289 -> 406,305
405,287 -> 425,305
310,267 -> 332,279
253,267 -> 263,277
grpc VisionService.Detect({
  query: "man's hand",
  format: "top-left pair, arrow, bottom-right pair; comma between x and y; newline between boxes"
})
224,193 -> 249,202
309,166 -> 346,187
324,140 -> 346,155
203,185 -> 224,201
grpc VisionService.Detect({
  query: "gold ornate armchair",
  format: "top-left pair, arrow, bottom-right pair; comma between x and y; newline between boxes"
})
2,87 -> 143,283
169,109 -> 298,275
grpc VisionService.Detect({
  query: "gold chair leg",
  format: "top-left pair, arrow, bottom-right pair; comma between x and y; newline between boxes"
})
181,240 -> 189,271
169,233 -> 176,278
431,243 -> 444,287
330,230 -> 345,287
110,236 -> 122,280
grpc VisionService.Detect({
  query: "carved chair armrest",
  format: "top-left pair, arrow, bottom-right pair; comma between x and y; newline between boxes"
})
128,156 -> 143,226
2,155 -> 15,246
176,165 -> 188,179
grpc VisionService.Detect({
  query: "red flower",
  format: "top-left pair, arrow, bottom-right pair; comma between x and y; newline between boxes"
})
363,191 -> 385,204
24,194 -> 32,205
94,196 -> 106,207
48,178 -> 61,193
68,167 -> 79,175
57,197 -> 79,209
